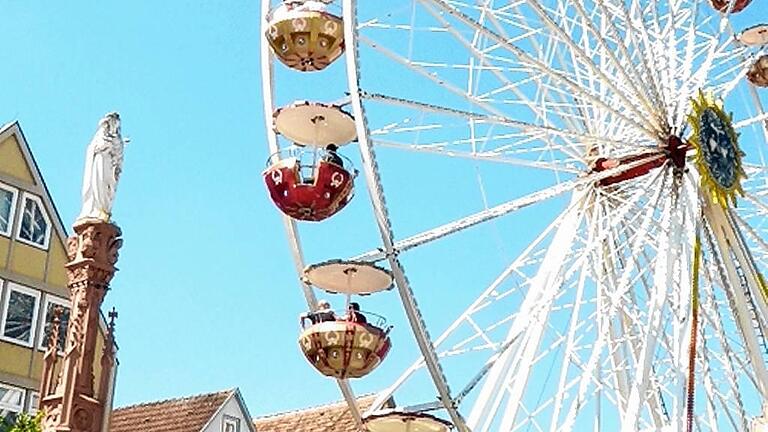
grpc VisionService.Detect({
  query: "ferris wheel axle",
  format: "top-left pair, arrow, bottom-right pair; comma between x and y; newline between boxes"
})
592,136 -> 689,187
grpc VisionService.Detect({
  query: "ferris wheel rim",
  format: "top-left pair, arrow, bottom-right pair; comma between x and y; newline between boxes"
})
341,0 -> 469,428
259,0 -> 366,427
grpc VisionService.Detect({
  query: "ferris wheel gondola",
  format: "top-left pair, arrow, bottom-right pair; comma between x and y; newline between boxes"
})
709,0 -> 753,13
263,148 -> 356,221
299,316 -> 392,379
298,259 -> 395,378
748,56 -> 768,88
265,0 -> 344,72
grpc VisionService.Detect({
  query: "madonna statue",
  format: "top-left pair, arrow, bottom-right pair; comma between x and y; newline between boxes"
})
77,112 -> 125,222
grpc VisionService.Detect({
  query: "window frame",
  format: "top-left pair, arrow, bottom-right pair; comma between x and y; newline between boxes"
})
15,192 -> 51,250
0,182 -> 18,238
37,294 -> 70,354
0,283 -> 41,348
27,392 -> 39,415
222,415 -> 240,432
0,382 -> 26,420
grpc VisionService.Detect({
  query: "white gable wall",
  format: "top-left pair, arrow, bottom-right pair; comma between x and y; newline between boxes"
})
202,394 -> 255,432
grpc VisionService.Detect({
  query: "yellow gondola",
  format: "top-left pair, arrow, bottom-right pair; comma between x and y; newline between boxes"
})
298,318 -> 391,379
747,55 -> 768,88
265,1 -> 344,72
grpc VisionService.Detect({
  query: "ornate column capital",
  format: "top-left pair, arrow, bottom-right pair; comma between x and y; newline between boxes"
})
66,219 -> 123,288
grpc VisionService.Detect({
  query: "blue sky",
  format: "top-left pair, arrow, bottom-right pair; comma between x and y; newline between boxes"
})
0,0 -> 468,417
0,0 -> 534,416
0,1 -> 339,415
1,0 -> 767,424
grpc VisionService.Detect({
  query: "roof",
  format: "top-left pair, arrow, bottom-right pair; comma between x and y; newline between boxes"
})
110,389 -> 235,432
253,395 -> 393,432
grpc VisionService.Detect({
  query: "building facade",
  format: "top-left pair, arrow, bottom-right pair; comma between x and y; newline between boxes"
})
0,121 -> 114,422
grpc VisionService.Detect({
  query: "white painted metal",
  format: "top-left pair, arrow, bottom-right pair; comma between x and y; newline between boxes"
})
620,180 -> 679,432
264,0 -> 768,429
490,194 -> 584,431
703,198 -> 768,398
352,155 -> 668,263
364,207 -> 576,416
343,0 -> 467,429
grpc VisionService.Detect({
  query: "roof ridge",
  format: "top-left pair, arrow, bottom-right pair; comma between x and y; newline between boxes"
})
253,394 -> 377,421
114,388 -> 236,412
0,121 -> 16,134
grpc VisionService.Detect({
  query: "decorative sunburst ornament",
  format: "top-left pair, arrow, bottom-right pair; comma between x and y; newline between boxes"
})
688,90 -> 746,207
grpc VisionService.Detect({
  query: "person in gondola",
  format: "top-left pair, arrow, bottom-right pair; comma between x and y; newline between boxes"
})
301,300 -> 337,326
346,302 -> 368,324
324,143 -> 344,167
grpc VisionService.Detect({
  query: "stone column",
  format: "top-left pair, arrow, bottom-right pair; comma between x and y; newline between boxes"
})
40,219 -> 122,432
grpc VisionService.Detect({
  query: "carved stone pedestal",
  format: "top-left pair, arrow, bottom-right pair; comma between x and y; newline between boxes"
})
40,219 -> 122,432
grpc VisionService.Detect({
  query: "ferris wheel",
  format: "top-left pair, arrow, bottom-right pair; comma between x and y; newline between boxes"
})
260,0 -> 768,430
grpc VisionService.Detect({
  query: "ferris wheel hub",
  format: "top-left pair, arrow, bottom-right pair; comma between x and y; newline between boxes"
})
666,135 -> 689,169
592,153 -> 665,186
591,136 -> 689,186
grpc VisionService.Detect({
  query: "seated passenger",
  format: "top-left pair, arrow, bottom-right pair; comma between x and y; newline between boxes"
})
324,144 -> 344,167
346,302 -> 368,325
301,300 -> 337,326
314,300 -> 336,322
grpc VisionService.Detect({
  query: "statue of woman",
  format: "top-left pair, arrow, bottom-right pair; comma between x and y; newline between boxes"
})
77,112 -> 125,222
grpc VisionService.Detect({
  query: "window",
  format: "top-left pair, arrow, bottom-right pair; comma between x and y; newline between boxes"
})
16,193 -> 50,249
0,283 -> 40,347
27,392 -> 39,415
0,384 -> 25,423
38,296 -> 70,353
222,415 -> 240,432
0,183 -> 17,237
